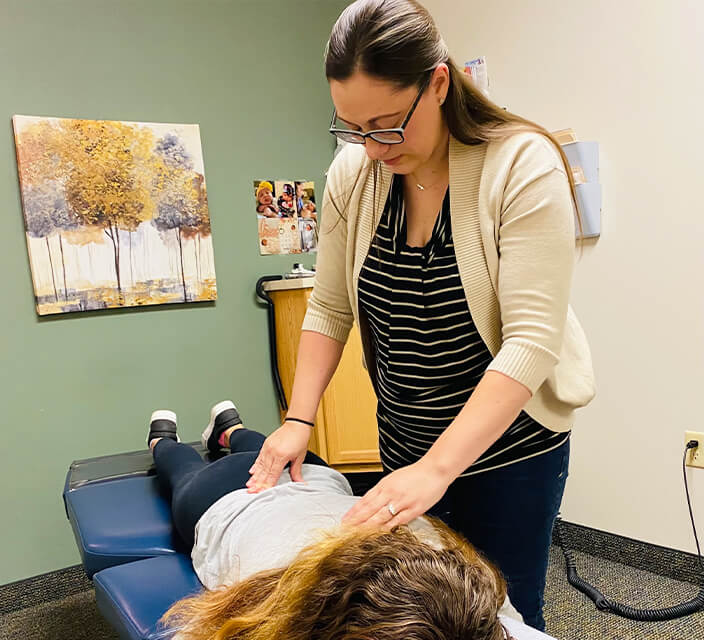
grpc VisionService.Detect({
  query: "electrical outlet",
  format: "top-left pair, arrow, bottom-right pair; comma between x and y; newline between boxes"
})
685,431 -> 704,469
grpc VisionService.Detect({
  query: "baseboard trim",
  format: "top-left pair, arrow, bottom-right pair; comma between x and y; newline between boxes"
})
553,519 -> 703,585
0,564 -> 91,616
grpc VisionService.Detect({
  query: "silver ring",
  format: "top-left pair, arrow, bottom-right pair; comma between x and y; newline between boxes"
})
387,502 -> 397,517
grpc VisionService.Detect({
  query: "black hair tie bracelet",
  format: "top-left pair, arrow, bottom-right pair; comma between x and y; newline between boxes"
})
284,417 -> 315,427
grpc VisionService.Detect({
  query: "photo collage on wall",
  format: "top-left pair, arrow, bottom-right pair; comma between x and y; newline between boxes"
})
254,179 -> 317,255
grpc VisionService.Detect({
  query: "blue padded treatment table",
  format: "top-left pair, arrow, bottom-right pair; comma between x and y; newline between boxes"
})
93,555 -> 202,640
65,475 -> 180,577
63,444 -> 212,639
63,446 -> 208,577
64,445 -> 558,640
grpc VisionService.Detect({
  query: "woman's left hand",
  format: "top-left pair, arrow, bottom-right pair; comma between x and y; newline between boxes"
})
341,458 -> 454,529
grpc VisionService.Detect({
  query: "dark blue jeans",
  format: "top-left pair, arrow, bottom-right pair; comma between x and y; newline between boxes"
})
424,437 -> 570,631
153,429 -> 328,548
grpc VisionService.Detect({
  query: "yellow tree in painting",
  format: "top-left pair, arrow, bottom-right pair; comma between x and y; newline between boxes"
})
58,120 -> 157,297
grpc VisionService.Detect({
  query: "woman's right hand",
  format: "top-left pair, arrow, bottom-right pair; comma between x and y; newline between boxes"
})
246,421 -> 312,493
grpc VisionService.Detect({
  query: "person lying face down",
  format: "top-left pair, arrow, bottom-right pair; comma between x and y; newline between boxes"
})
164,521 -> 518,640
146,401 -> 521,640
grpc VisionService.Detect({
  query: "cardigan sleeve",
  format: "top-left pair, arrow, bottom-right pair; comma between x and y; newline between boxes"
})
300,151 -> 356,343
486,136 -> 576,394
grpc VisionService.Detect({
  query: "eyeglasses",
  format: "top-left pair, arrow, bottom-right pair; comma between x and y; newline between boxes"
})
329,76 -> 430,145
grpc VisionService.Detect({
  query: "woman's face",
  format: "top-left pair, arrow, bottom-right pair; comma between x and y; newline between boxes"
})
329,67 -> 449,175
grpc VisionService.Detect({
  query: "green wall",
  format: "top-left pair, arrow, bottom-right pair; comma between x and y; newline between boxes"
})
0,0 -> 346,585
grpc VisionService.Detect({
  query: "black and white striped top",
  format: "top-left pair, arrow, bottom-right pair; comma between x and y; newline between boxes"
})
358,176 -> 569,477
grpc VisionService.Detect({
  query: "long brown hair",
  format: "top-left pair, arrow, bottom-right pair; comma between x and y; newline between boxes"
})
325,0 -> 583,239
162,519 -> 512,640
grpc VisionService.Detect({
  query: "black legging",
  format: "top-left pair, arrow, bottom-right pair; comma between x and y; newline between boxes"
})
153,428 -> 329,547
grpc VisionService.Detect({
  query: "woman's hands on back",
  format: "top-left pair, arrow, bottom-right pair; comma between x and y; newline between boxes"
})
342,458 -> 454,529
247,331 -> 346,492
246,421 -> 312,492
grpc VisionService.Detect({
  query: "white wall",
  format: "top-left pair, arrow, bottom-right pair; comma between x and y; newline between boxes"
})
425,0 -> 704,553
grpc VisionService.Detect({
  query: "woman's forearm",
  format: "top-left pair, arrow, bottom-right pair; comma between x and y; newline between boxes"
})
286,330 -> 346,423
422,370 -> 532,480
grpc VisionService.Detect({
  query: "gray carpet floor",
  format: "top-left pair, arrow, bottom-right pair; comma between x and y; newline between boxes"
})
544,547 -> 704,639
1,546 -> 703,639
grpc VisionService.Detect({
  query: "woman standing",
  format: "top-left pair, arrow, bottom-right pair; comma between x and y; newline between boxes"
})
247,0 -> 595,630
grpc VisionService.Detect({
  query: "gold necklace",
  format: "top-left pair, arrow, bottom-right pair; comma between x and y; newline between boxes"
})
410,170 -> 447,192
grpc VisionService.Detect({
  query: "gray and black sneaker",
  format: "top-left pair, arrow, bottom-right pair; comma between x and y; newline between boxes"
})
201,400 -> 243,453
147,410 -> 180,447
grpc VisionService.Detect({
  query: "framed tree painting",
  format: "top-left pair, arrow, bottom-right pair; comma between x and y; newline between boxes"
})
13,115 -> 217,315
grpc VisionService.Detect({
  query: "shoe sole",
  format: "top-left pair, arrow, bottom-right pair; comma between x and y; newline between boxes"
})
151,410 -> 177,424
201,400 -> 238,450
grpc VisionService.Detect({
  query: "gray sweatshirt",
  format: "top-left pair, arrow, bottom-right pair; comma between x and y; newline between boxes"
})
191,463 -> 522,623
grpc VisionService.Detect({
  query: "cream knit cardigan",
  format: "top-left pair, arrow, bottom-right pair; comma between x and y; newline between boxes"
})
302,132 -> 595,432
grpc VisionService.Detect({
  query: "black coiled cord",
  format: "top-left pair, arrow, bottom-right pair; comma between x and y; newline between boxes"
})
554,441 -> 704,621
255,275 -> 288,412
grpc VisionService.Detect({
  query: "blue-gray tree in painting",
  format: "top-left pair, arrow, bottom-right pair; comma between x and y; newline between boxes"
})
152,134 -> 207,302
155,133 -> 194,170
23,182 -> 79,302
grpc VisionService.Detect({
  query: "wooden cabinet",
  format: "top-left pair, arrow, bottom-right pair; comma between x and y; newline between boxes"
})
264,278 -> 382,473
